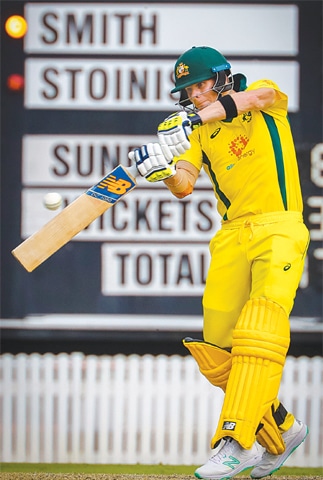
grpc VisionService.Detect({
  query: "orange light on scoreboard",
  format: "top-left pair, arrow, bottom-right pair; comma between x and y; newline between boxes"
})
5,15 -> 28,39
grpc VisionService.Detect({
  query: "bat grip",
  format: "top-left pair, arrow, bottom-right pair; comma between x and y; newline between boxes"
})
127,164 -> 140,178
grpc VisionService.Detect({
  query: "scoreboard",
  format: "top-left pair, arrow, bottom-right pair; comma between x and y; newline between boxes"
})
1,1 -> 322,330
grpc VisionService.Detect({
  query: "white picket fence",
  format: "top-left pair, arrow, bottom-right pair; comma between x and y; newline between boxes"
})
0,353 -> 322,466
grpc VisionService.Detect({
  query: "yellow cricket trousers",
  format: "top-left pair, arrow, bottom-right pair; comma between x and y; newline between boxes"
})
203,211 -> 310,348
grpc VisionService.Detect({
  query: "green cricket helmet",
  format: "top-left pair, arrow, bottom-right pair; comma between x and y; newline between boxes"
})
171,46 -> 232,94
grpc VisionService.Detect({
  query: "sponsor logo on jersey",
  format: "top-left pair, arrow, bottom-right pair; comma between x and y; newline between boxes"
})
210,128 -> 221,139
228,134 -> 249,157
227,135 -> 255,164
284,263 -> 292,271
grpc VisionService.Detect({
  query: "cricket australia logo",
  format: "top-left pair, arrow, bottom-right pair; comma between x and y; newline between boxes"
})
176,62 -> 190,79
242,111 -> 252,122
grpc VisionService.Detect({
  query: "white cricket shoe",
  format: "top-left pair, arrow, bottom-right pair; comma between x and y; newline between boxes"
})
194,437 -> 263,479
250,419 -> 309,479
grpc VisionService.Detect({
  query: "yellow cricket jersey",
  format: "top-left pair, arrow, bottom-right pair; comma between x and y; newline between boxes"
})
181,79 -> 303,221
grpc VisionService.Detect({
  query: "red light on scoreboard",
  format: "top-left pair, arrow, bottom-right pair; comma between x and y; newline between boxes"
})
7,74 -> 24,92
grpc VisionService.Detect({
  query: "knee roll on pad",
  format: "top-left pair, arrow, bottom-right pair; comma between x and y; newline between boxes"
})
211,298 -> 290,450
182,337 -> 231,391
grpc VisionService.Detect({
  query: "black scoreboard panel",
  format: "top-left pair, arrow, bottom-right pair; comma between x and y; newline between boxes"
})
1,1 -> 322,355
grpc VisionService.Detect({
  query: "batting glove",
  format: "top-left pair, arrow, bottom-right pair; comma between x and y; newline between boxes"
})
128,142 -> 177,182
157,111 -> 203,157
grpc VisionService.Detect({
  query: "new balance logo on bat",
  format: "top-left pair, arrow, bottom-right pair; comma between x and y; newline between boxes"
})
87,165 -> 136,203
97,175 -> 133,194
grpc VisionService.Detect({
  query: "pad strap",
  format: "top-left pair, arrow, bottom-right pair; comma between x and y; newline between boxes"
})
256,400 -> 287,454
272,401 -> 288,426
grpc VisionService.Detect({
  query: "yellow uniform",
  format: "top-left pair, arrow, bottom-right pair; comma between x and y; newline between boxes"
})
183,79 -> 303,221
157,45 -> 310,469
177,79 -> 309,348
176,79 -> 310,451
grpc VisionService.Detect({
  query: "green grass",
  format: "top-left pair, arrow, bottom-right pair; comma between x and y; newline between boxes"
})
0,464 -> 322,476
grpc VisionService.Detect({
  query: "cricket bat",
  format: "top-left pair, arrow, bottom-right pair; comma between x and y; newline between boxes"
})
11,164 -> 138,272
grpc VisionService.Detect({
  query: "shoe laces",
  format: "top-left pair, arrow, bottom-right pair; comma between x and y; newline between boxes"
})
209,437 -> 235,464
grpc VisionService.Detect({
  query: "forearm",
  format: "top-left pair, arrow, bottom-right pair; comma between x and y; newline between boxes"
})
198,88 -> 276,124
164,161 -> 199,198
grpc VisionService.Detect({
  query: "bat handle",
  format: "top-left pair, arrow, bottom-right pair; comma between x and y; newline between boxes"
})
127,164 -> 140,178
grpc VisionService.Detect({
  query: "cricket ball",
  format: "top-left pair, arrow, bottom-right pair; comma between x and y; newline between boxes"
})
43,192 -> 63,210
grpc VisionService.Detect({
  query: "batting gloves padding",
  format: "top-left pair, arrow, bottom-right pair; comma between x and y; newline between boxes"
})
128,142 -> 177,182
157,111 -> 202,157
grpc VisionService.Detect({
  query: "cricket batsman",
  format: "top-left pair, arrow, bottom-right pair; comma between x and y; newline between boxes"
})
129,46 -> 310,479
